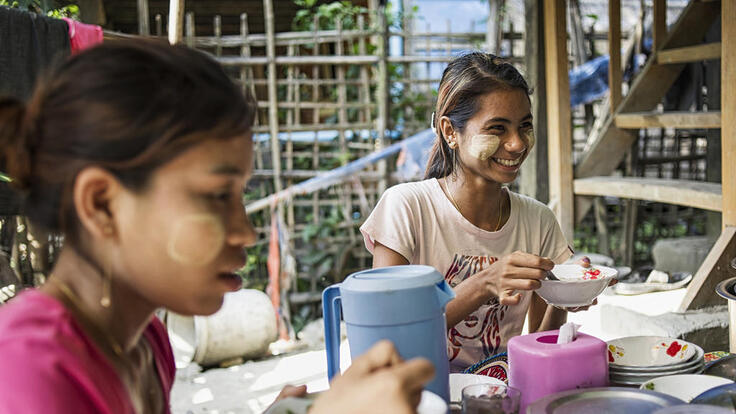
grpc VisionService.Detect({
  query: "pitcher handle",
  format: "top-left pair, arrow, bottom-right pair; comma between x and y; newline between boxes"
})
322,285 -> 342,380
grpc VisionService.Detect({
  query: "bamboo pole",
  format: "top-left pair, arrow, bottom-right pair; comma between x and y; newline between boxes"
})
358,15 -> 372,126
167,0 -> 184,45
155,14 -> 162,37
312,14 -> 320,225
336,19 -> 348,157
376,5 -> 389,194
214,15 -> 222,57
286,43 -> 296,253
184,12 -> 194,48
263,0 -> 283,195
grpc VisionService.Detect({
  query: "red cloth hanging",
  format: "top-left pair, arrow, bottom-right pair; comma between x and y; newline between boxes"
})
266,207 -> 289,340
62,18 -> 103,54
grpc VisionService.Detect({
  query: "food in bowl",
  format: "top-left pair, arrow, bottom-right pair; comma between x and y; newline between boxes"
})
582,267 -> 602,280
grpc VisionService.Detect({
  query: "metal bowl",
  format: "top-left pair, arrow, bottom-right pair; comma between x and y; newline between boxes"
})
716,277 -> 736,302
691,383 -> 736,410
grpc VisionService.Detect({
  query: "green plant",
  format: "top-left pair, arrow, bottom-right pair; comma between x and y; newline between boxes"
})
293,0 -> 367,32
0,0 -> 79,18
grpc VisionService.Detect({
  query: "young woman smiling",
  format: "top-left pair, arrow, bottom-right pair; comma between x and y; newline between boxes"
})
361,52 -> 578,373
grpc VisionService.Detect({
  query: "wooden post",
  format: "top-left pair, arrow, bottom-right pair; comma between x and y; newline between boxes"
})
608,0 -> 621,114
544,0 -> 574,242
653,0 -> 667,51
520,0 -> 549,203
487,0 -> 501,54
168,0 -> 184,45
137,0 -> 149,36
723,0 -> 736,228
679,2 -> 735,312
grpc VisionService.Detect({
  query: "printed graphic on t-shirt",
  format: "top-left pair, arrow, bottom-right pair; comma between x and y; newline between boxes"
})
444,253 -> 507,362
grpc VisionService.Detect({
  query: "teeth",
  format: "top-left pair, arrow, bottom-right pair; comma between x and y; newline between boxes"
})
493,158 -> 521,167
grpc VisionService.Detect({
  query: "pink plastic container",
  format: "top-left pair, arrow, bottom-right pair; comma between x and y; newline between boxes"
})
508,330 -> 609,412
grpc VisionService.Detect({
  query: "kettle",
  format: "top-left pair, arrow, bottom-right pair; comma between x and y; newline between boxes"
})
322,265 -> 455,402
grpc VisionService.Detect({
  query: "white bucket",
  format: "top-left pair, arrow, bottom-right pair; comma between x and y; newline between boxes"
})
166,289 -> 278,367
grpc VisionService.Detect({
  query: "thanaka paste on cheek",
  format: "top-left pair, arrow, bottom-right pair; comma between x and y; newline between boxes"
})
167,214 -> 225,267
467,134 -> 501,161
525,129 -> 536,151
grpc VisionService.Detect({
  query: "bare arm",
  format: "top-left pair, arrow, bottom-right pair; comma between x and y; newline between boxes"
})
372,241 -> 410,268
527,291 -> 567,333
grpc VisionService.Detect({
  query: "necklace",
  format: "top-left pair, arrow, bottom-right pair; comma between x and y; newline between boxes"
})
51,277 -> 125,358
443,179 -> 505,232
49,277 -> 163,414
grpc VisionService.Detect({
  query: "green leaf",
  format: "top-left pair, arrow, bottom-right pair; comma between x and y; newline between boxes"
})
0,172 -> 12,183
302,223 -> 321,242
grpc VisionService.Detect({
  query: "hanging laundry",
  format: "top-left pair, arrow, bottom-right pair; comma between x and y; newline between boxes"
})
0,6 -> 70,99
62,18 -> 103,54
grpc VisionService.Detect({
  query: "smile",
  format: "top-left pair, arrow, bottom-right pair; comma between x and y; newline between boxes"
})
492,157 -> 522,167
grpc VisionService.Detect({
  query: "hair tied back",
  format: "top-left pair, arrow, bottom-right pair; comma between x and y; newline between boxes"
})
0,97 -> 33,191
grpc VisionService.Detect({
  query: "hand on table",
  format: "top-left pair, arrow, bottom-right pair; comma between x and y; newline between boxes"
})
310,340 -> 435,414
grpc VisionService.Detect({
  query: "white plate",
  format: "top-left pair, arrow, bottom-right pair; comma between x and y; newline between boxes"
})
610,344 -> 704,374
449,373 -> 505,404
640,374 -> 733,402
608,336 -> 697,368
610,362 -> 705,384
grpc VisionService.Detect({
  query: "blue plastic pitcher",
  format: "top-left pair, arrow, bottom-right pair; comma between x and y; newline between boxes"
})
322,265 -> 455,402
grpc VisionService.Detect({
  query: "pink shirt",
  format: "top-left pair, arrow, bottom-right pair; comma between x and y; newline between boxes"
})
0,290 -> 175,413
360,179 -> 572,372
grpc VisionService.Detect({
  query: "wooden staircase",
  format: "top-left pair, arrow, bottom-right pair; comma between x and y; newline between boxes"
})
544,0 -> 734,313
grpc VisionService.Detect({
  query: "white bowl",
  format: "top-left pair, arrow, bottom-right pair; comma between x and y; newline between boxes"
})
449,373 -> 505,404
417,390 -> 448,414
640,374 -> 733,402
535,264 -> 617,307
608,336 -> 697,368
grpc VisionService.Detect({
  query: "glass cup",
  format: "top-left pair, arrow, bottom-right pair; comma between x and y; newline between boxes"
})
461,383 -> 521,414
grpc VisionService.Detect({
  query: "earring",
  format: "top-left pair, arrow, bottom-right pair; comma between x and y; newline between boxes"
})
100,225 -> 113,308
451,146 -> 458,181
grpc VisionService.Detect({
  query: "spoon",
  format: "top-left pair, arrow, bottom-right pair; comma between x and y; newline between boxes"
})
545,270 -> 560,281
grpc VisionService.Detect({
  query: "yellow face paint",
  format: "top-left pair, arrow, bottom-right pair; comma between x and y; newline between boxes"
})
467,134 -> 501,161
167,214 -> 225,267
525,129 -> 536,152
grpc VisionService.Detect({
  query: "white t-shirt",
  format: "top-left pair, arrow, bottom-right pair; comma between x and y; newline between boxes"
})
360,178 -> 572,372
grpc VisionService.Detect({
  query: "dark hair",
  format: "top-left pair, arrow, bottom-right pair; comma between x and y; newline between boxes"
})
0,40 -> 257,243
425,52 -> 532,179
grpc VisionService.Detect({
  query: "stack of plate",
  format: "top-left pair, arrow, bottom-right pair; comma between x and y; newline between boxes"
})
607,336 -> 705,386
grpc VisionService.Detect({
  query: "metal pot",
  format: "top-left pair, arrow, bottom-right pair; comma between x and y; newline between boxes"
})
715,259 -> 736,353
